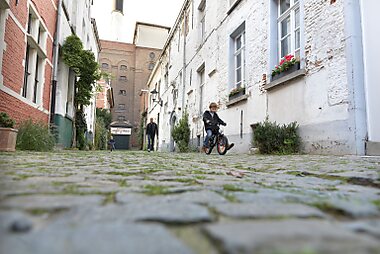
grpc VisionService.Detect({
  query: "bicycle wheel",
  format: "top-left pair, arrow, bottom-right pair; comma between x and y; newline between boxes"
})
217,136 -> 228,155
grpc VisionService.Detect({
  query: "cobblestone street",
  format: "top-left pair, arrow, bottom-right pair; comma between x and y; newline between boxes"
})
0,151 -> 380,254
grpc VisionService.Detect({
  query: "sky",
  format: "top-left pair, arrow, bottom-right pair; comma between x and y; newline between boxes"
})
92,0 -> 184,43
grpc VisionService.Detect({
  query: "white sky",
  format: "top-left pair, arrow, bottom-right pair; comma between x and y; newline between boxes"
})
92,0 -> 184,43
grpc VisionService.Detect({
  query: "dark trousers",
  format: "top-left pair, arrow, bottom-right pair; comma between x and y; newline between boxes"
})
147,134 -> 155,151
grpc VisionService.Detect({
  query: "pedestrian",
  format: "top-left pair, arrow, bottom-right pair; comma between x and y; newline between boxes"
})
108,136 -> 116,152
146,118 -> 158,152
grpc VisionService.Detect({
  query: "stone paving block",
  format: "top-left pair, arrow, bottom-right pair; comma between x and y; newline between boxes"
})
343,220 -> 380,238
0,195 -> 104,210
212,203 -> 326,219
54,203 -> 213,225
233,189 -> 309,204
0,223 -> 194,254
204,220 -> 380,254
116,190 -> 227,205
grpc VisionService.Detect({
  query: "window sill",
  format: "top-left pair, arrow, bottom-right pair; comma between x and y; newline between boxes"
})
227,0 -> 243,15
264,69 -> 306,91
226,94 -> 249,107
27,34 -> 47,59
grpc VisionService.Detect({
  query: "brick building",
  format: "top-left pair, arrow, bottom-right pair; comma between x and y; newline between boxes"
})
146,0 -> 380,155
0,0 -> 57,125
99,22 -> 170,148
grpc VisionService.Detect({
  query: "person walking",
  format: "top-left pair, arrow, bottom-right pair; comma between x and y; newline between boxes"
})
108,136 -> 116,152
146,118 -> 158,152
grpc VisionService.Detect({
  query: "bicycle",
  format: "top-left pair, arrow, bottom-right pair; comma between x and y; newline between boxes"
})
204,125 -> 231,155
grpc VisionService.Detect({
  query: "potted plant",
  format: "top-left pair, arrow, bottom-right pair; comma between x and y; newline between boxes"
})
0,112 -> 17,152
229,86 -> 246,100
271,54 -> 300,81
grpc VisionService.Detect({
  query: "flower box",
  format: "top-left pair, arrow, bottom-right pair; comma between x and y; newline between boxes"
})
271,54 -> 301,82
271,62 -> 300,82
229,87 -> 246,100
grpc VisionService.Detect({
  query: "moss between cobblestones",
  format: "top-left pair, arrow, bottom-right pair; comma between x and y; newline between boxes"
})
102,192 -> 116,205
106,171 -> 137,177
143,185 -> 170,195
223,184 -> 244,192
372,200 -> 380,209
172,178 -> 202,185
26,208 -> 68,216
311,202 -> 350,218
115,179 -> 129,187
169,226 -> 219,254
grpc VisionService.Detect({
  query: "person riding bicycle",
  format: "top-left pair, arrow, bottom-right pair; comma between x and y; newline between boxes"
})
202,102 -> 234,151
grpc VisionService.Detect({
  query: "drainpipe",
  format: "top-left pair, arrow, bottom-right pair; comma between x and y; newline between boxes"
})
50,0 -> 63,123
343,0 -> 367,155
181,6 -> 187,115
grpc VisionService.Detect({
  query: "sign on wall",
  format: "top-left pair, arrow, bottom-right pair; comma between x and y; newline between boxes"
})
111,127 -> 132,136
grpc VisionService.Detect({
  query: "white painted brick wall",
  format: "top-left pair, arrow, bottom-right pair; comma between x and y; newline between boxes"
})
147,0 -> 361,154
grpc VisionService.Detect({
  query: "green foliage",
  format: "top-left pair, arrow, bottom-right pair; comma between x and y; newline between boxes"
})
16,120 -> 55,151
94,109 -> 111,150
0,112 -> 15,128
61,35 -> 83,73
95,118 -> 108,150
137,113 -> 146,150
96,108 -> 112,128
172,112 -> 191,152
62,35 -> 101,107
253,119 -> 300,154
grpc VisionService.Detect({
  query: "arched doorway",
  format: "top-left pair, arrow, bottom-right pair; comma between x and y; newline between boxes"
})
169,112 -> 177,152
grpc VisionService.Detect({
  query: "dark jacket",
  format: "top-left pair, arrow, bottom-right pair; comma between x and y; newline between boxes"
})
203,110 -> 226,132
146,122 -> 158,136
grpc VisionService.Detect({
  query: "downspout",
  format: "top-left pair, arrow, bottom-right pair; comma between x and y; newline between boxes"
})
343,0 -> 367,155
181,8 -> 187,115
50,0 -> 63,123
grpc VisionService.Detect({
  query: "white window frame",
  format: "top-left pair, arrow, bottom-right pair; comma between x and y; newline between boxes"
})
277,0 -> 300,60
22,6 -> 47,106
198,0 -> 206,43
233,31 -> 245,89
198,65 -> 205,114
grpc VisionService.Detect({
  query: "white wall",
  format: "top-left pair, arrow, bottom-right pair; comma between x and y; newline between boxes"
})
135,25 -> 169,49
360,0 -> 380,142
146,0 -> 364,155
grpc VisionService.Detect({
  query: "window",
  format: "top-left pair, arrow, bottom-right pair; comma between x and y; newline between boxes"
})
118,104 -> 125,110
120,65 -> 127,70
198,65 -> 205,113
278,0 -> 300,59
114,0 -> 123,13
119,76 -> 127,81
102,63 -> 109,69
117,115 -> 126,121
230,23 -> 245,90
198,0 -> 206,42
119,90 -> 126,96
22,8 -> 46,104
149,52 -> 155,59
148,62 -> 155,70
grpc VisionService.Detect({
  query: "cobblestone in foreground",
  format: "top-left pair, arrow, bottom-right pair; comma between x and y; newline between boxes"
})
0,151 -> 379,254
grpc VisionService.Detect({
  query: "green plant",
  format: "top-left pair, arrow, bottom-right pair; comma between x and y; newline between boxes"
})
16,120 -> 55,151
75,110 -> 87,150
0,112 -> 15,128
253,119 -> 300,154
137,112 -> 147,150
172,112 -> 191,152
229,86 -> 245,97
95,118 -> 108,150
272,54 -> 299,77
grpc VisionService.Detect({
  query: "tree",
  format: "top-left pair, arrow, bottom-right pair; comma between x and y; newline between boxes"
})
172,112 -> 190,152
62,35 -> 101,150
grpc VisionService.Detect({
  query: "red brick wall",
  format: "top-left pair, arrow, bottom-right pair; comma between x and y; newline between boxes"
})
9,0 -> 28,27
2,18 -> 26,93
1,0 -> 57,125
0,91 -> 49,126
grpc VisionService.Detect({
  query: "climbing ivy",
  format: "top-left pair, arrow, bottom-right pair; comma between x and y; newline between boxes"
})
62,35 -> 101,149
